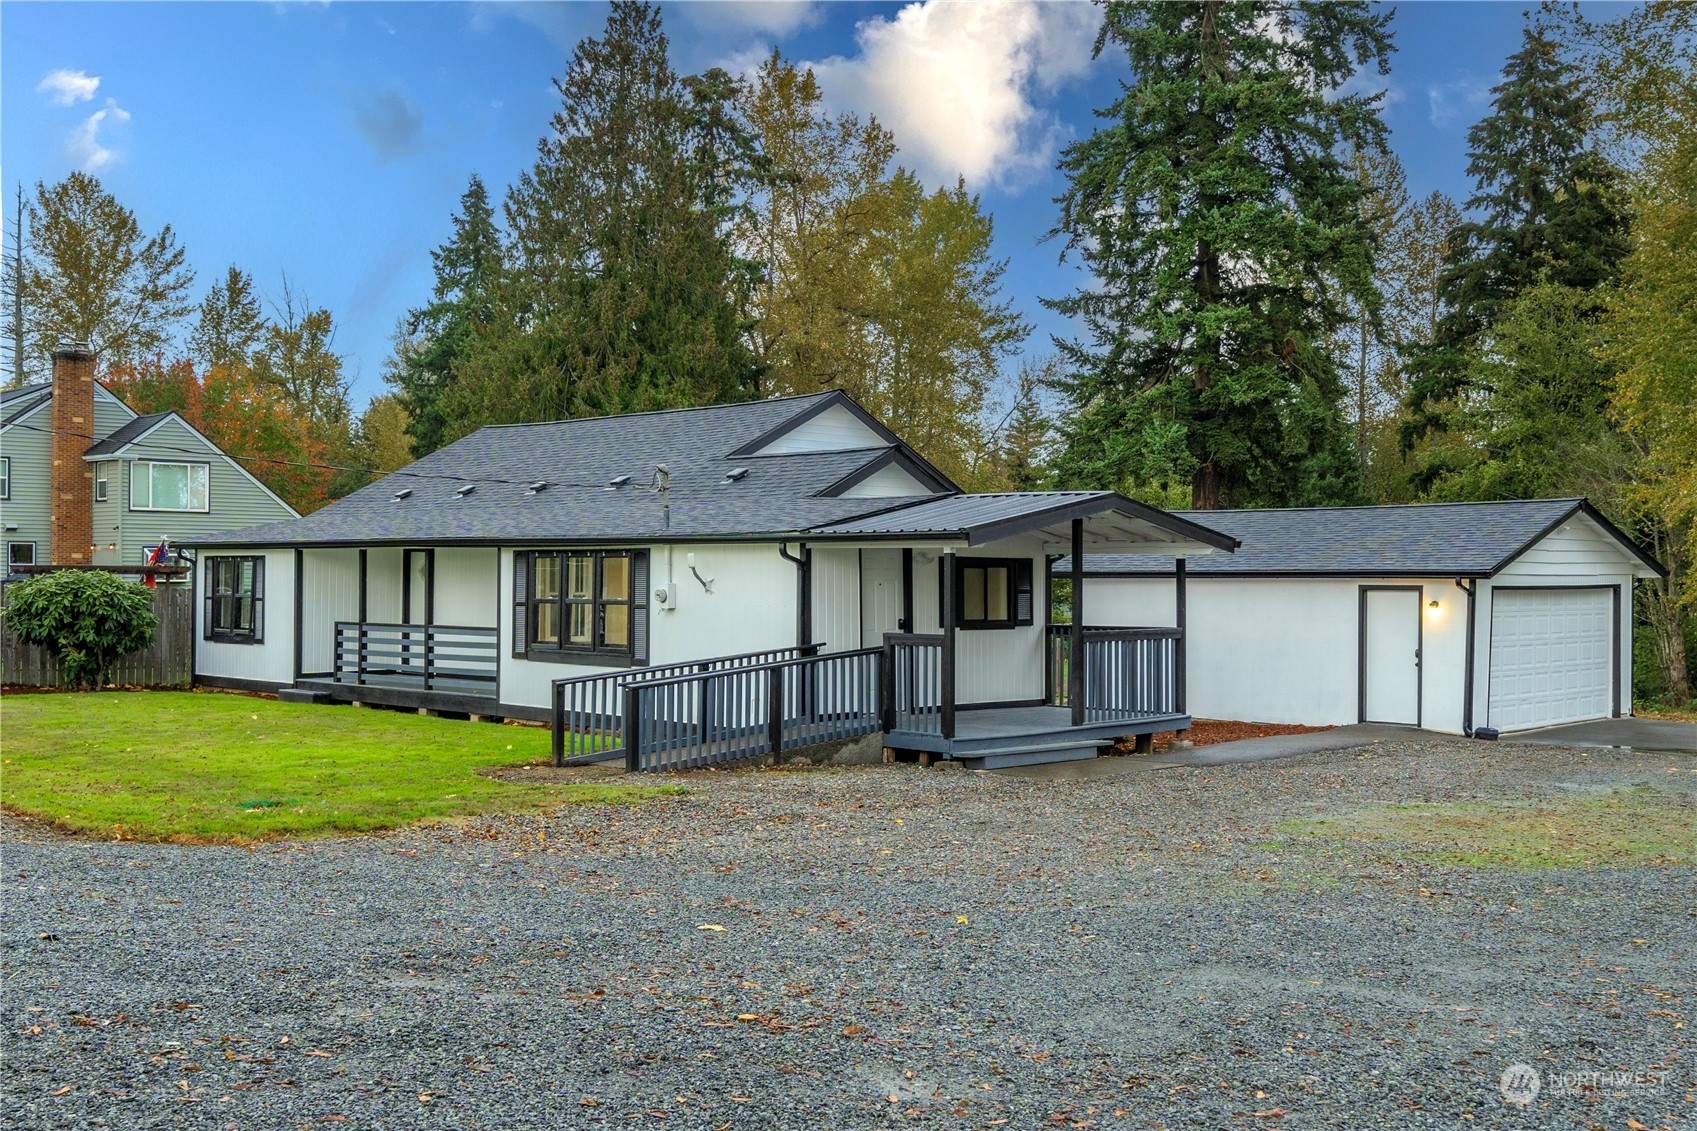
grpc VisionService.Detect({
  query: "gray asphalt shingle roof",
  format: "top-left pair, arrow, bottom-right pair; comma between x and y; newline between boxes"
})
1,384 -> 49,426
190,393 -> 944,547
83,412 -> 175,456
1055,499 -> 1658,577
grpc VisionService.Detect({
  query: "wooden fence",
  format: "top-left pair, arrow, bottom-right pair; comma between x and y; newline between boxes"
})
0,581 -> 194,688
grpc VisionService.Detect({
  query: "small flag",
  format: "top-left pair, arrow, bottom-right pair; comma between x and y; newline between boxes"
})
143,539 -> 169,589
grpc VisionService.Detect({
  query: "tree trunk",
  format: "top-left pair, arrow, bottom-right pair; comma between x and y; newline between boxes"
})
1192,462 -> 1222,510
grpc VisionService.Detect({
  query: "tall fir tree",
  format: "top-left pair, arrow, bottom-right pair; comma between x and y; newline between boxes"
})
442,1 -> 759,435
387,174 -> 502,457
1047,1 -> 1393,509
1401,26 -> 1631,447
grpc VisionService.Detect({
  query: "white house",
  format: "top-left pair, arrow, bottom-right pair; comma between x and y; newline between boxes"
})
187,392 -> 1237,769
1062,500 -> 1665,735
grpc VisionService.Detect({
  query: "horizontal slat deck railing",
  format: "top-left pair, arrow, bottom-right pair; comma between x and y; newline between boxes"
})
551,645 -> 816,766
880,633 -> 945,736
333,622 -> 499,696
1047,625 -> 1181,719
0,581 -> 192,688
623,647 -> 882,772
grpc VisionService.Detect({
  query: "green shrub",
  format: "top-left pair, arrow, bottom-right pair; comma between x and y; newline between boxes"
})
3,570 -> 159,690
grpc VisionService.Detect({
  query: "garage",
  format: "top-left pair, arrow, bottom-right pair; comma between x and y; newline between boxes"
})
1487,587 -> 1616,731
1063,498 -> 1665,736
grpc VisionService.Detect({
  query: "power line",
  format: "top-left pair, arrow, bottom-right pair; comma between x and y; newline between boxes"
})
3,419 -> 640,493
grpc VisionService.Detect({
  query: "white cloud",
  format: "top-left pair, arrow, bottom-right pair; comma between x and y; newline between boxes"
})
805,0 -> 1100,191
67,99 -> 131,170
38,68 -> 100,106
1427,77 -> 1493,129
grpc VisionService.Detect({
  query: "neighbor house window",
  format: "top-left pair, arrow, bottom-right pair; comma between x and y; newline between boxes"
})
94,461 -> 111,502
952,557 -> 1035,630
0,456 -> 9,500
514,549 -> 646,665
204,555 -> 264,643
131,461 -> 209,512
8,542 -> 35,568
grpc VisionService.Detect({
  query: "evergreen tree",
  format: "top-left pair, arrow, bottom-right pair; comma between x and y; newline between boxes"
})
19,172 -> 194,365
1047,1 -> 1393,509
189,265 -> 266,371
1402,26 -> 1631,445
443,1 -> 759,435
387,174 -> 501,457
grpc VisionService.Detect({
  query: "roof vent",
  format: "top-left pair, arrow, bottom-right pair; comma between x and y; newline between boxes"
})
607,474 -> 632,488
392,488 -> 413,501
456,484 -> 475,497
526,481 -> 548,495
723,467 -> 749,482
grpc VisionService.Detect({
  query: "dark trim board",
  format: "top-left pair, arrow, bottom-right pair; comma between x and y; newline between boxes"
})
195,674 -> 289,695
1483,583 -> 1622,730
885,711 -> 1190,756
296,677 -> 551,722
1357,585 -> 1424,727
959,698 -> 1047,712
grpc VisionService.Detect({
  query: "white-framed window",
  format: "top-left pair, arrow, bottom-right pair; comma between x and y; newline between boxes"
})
95,461 -> 112,502
7,541 -> 36,567
130,461 -> 209,512
0,456 -> 9,500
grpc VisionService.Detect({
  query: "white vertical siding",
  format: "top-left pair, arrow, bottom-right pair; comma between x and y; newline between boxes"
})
194,548 -> 297,686
908,538 -> 1047,705
300,548 -> 360,675
810,547 -> 860,653
364,548 -> 404,623
433,547 -> 498,627
840,463 -> 932,498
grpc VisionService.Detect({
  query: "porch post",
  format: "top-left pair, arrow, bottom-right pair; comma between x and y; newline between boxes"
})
940,548 -> 957,739
292,548 -> 304,683
1070,518 -> 1085,726
1175,557 -> 1187,716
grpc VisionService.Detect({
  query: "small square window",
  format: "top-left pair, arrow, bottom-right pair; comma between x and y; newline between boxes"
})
7,542 -> 36,567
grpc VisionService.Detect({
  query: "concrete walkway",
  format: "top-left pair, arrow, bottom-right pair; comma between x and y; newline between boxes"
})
997,723 -> 1426,780
1506,717 -> 1697,754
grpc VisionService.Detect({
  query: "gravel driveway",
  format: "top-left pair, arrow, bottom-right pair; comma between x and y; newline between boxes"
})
4,736 -> 1693,1129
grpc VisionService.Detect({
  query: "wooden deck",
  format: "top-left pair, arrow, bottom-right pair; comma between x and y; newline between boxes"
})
885,704 -> 1189,768
295,676 -> 550,722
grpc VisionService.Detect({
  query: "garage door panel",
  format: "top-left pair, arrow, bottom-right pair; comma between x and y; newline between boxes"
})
1488,588 -> 1612,731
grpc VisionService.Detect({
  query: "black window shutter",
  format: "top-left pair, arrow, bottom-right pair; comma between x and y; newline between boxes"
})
511,551 -> 530,658
251,557 -> 265,643
1014,559 -> 1034,625
631,550 -> 650,665
203,559 -> 215,641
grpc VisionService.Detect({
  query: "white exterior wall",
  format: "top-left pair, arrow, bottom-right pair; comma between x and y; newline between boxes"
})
909,536 -> 1047,705
810,547 -> 861,653
754,404 -> 883,454
841,463 -> 932,498
194,548 -> 297,686
1082,574 -> 1472,732
433,548 -> 499,628
497,543 -> 801,710
300,548 -> 360,675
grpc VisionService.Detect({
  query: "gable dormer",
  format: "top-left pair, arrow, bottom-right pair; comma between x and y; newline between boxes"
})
731,392 -> 895,458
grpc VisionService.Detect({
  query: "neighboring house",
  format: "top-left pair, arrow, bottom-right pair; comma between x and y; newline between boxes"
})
0,345 -> 297,572
1061,500 -> 1665,735
188,391 -> 1239,769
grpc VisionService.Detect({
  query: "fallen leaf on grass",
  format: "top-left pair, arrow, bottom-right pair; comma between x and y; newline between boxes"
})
51,1086 -> 72,1096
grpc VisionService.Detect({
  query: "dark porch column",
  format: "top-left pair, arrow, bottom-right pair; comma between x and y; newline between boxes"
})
1070,518 -> 1084,727
940,548 -> 957,739
1175,557 -> 1187,717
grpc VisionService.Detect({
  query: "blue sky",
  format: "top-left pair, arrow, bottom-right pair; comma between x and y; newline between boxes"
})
2,1 -> 1587,408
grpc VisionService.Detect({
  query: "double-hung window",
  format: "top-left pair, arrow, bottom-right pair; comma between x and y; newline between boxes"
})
953,557 -> 1035,630
516,550 -> 645,665
132,461 -> 209,512
95,461 -> 111,502
0,456 -> 9,500
205,555 -> 264,643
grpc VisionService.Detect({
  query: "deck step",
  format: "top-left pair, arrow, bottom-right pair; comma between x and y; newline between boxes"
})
279,687 -> 334,705
958,741 -> 1105,771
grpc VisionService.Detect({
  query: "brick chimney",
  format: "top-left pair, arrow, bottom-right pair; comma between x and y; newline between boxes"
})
49,342 -> 97,565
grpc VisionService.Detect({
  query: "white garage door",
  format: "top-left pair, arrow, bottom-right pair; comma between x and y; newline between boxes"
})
1488,588 -> 1613,731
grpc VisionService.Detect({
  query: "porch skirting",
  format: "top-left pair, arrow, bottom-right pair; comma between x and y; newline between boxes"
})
294,677 -> 550,722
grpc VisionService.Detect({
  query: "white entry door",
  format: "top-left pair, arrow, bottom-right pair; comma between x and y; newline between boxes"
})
861,550 -> 905,647
1361,587 -> 1421,725
1488,587 -> 1613,731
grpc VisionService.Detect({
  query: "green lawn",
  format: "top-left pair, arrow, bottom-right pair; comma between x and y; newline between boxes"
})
0,691 -> 674,843
1278,788 -> 1697,869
